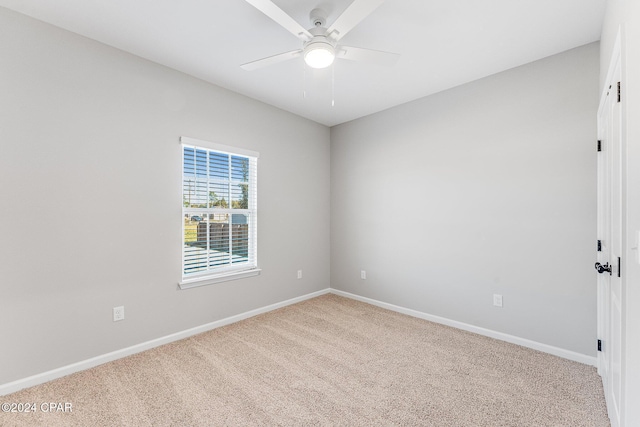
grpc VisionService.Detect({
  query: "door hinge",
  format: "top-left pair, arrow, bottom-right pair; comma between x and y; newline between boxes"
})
598,339 -> 602,352
597,240 -> 602,252
618,256 -> 621,278
617,81 -> 621,103
597,140 -> 602,152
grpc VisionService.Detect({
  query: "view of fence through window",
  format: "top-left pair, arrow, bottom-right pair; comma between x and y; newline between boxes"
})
182,145 -> 256,277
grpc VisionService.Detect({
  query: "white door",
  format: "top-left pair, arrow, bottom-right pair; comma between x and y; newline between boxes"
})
597,45 -> 622,427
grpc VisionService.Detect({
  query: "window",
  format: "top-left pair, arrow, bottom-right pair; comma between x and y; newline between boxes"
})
180,137 -> 259,289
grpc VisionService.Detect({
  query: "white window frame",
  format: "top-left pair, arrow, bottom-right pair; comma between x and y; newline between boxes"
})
179,136 -> 260,289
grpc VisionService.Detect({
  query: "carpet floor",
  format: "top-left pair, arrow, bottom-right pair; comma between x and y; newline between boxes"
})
1,294 -> 609,426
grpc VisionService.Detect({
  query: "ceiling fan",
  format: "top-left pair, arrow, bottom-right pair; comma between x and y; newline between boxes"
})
241,0 -> 399,71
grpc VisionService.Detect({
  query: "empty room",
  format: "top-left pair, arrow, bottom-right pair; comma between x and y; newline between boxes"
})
1,0 -> 639,426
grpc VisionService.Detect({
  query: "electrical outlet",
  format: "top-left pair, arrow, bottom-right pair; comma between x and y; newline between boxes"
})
361,270 -> 366,280
493,294 -> 503,308
297,269 -> 303,279
113,306 -> 125,322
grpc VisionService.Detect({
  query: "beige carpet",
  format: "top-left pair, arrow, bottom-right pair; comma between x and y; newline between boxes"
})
1,294 -> 609,426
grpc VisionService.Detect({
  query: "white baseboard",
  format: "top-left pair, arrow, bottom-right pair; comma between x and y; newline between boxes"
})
330,289 -> 597,367
1,286 -> 596,396
0,288 -> 331,397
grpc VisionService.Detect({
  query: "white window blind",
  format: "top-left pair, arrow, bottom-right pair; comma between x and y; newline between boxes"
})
180,137 -> 258,287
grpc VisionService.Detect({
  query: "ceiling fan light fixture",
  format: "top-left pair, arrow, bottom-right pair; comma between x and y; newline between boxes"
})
304,40 -> 335,69
241,1 -> 397,72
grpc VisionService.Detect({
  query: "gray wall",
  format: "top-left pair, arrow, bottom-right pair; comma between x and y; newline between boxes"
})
0,7 -> 330,384
331,43 -> 599,356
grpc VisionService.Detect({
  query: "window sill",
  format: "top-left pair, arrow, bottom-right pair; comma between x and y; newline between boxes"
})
179,268 -> 261,290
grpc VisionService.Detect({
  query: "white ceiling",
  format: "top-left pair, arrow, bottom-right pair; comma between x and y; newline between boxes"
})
0,0 -> 606,126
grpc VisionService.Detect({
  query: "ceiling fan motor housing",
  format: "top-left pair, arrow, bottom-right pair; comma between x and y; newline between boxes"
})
303,27 -> 336,68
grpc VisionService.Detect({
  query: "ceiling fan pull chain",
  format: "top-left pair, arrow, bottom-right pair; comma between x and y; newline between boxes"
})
331,64 -> 335,107
303,62 -> 307,99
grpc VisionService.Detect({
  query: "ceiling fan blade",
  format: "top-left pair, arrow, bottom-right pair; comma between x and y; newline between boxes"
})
327,0 -> 385,42
338,46 -> 399,66
245,0 -> 312,41
241,50 -> 303,71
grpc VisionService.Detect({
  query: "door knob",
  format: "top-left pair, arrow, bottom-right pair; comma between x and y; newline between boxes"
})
595,262 -> 612,275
